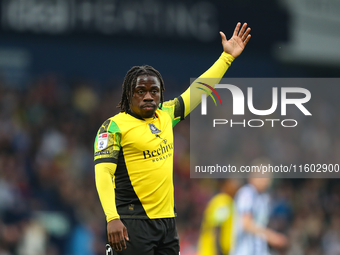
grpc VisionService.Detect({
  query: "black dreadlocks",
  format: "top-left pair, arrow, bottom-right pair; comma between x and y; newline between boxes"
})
117,65 -> 165,113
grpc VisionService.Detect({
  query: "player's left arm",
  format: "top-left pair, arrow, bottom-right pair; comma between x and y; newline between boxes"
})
179,22 -> 251,118
242,213 -> 288,248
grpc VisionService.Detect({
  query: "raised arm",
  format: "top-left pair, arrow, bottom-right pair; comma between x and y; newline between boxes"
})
180,22 -> 251,117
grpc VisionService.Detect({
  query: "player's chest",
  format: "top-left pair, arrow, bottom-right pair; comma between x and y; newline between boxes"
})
121,118 -> 173,153
252,197 -> 269,225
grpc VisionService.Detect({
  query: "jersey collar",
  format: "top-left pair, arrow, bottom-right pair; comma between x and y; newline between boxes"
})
127,109 -> 159,121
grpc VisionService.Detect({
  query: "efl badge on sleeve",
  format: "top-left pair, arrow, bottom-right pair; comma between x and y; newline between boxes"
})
97,133 -> 109,150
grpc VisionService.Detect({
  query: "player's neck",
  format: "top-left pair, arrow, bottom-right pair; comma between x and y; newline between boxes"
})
127,109 -> 156,120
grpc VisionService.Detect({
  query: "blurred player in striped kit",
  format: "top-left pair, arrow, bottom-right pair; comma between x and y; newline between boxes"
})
230,159 -> 288,255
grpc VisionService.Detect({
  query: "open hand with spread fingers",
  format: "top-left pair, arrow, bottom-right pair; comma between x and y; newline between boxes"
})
220,22 -> 251,58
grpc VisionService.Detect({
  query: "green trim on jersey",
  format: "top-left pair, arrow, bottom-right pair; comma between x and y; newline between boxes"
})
94,120 -> 121,162
108,120 -> 120,133
161,96 -> 184,127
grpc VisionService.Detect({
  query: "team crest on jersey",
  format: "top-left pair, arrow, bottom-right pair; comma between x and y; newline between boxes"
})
97,133 -> 108,150
148,123 -> 161,134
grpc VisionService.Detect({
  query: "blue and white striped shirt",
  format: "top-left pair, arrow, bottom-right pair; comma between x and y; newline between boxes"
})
230,184 -> 271,255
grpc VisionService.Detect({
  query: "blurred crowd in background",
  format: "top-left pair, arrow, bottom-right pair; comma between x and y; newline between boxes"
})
0,75 -> 340,255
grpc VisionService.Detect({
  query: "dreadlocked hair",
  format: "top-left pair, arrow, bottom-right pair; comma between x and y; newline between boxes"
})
117,65 -> 165,113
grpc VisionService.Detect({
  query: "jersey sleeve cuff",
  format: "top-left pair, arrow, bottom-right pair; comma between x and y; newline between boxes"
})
177,96 -> 185,120
107,215 -> 120,222
94,158 -> 118,165
220,52 -> 235,66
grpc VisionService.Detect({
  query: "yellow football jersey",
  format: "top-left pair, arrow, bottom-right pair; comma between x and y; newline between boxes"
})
198,193 -> 235,255
94,98 -> 184,219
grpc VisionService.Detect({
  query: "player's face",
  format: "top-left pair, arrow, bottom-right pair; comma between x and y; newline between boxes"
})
129,75 -> 161,118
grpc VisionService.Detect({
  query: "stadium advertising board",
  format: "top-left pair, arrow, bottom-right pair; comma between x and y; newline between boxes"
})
1,0 -> 218,42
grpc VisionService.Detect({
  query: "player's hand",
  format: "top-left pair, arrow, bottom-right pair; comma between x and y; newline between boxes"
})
267,230 -> 288,248
220,22 -> 251,58
107,219 -> 129,251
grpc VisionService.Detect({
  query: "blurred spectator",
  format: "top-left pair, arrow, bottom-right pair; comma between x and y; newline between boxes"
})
197,179 -> 241,255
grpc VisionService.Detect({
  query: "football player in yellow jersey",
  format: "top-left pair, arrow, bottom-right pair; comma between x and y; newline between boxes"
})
94,23 -> 251,255
197,179 -> 241,255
